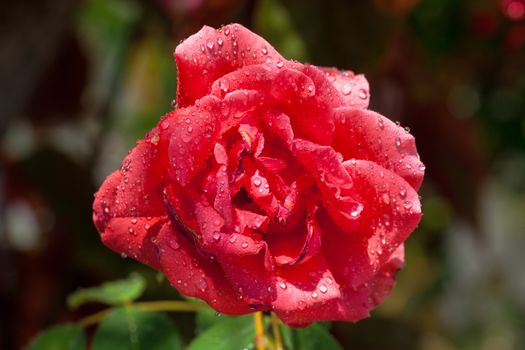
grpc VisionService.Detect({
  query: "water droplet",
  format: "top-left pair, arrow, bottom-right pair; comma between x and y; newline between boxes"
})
261,47 -> 268,55
187,126 -> 193,133
253,177 -> 262,187
217,37 -> 223,46
229,235 -> 237,243
197,278 -> 208,291
276,60 -> 284,68
170,99 -> 177,108
350,209 -> 360,217
161,120 -> 170,130
177,279 -> 182,284
206,40 -> 214,49
128,227 -> 134,234
342,84 -> 352,95
224,28 -> 230,36
359,89 -> 368,99
307,85 -> 314,93
419,164 -> 426,171
378,117 -> 384,129
169,240 -> 180,250
131,218 -> 137,224
395,137 -> 401,148
212,232 -> 221,241
319,284 -> 328,293
104,207 -> 110,213
219,79 -> 229,93
279,282 -> 287,289
312,292 -> 318,299
403,201 -> 413,209
326,277 -> 334,285
350,158 -> 357,165
120,252 -> 127,259
399,187 -> 407,199
298,300 -> 306,310
241,242 -> 248,248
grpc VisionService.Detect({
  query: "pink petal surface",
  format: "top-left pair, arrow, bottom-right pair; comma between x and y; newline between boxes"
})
333,107 -> 425,190
93,136 -> 167,269
319,67 -> 370,109
323,160 -> 421,289
155,222 -> 250,314
175,24 -> 284,107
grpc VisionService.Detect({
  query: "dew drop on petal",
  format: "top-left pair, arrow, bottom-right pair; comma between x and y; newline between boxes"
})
279,282 -> 287,289
241,242 -> 248,248
319,284 -> 328,293
395,137 -> 401,148
342,84 -> 352,95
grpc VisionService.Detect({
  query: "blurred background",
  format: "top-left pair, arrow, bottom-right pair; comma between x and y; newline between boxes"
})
1,0 -> 524,349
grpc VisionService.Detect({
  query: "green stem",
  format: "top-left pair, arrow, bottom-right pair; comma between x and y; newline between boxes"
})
77,300 -> 206,328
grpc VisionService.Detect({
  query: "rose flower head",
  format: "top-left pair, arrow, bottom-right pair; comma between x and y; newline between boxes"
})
93,24 -> 424,327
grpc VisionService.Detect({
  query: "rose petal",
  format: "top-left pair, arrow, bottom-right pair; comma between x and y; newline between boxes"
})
175,24 -> 284,107
291,139 -> 362,231
319,67 -> 370,109
211,64 -> 335,144
93,135 -> 167,269
333,107 -> 425,190
271,255 -> 341,321
322,160 -> 421,289
268,203 -> 321,266
160,96 -> 220,186
155,222 -> 250,314
275,246 -> 404,326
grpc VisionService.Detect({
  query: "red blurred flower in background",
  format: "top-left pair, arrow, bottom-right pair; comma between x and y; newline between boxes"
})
93,24 -> 424,326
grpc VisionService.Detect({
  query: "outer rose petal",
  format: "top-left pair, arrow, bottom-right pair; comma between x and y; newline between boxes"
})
319,67 -> 370,109
175,24 -> 284,107
278,246 -> 404,326
323,160 -> 421,289
155,222 -> 250,314
271,254 -> 341,325
93,133 -> 167,269
333,107 -> 425,190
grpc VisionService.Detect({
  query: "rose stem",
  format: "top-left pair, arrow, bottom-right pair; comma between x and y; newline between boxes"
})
270,313 -> 283,350
254,311 -> 266,350
77,300 -> 206,328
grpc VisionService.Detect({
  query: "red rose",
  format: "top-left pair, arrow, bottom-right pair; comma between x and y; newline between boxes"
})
93,23 -> 424,326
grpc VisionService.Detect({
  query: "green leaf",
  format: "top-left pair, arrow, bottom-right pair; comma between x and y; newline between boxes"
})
294,323 -> 342,350
68,273 -> 145,309
187,315 -> 255,350
26,324 -> 86,350
92,306 -> 182,350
